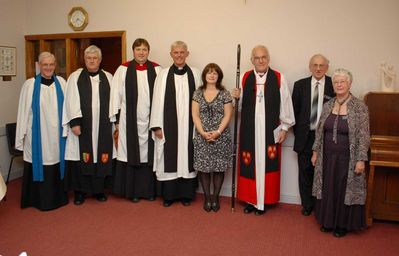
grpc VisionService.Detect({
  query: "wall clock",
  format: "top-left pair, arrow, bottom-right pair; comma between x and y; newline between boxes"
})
68,7 -> 88,31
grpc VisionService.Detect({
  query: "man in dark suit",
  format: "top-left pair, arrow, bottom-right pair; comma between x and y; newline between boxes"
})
292,54 -> 335,216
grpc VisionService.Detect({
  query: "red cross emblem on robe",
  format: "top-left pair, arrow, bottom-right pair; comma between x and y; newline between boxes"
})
101,153 -> 109,163
267,145 -> 277,160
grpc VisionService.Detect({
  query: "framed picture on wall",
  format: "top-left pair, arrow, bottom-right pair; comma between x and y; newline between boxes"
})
0,46 -> 17,76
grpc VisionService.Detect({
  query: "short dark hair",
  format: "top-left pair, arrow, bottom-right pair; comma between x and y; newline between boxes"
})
199,63 -> 225,91
132,38 -> 150,51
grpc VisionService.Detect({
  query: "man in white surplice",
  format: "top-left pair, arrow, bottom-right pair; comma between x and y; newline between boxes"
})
232,45 -> 295,215
62,45 -> 115,205
150,41 -> 201,207
16,52 -> 68,211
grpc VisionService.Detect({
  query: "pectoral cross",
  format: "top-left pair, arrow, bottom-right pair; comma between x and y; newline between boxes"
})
257,90 -> 263,103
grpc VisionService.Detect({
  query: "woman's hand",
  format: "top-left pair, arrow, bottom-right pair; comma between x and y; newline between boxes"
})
311,151 -> 317,167
354,161 -> 365,175
203,130 -> 221,142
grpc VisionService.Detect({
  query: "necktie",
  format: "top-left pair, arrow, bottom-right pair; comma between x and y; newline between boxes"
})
310,82 -> 319,130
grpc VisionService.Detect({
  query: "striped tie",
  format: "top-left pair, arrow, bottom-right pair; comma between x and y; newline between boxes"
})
310,82 -> 319,130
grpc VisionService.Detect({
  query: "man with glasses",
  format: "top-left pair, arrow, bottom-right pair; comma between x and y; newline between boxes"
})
232,45 -> 295,215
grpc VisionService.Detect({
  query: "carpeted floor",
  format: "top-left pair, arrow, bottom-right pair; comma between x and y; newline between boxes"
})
1,179 -> 399,256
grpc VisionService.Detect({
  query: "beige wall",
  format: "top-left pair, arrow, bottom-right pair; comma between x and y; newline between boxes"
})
1,0 -> 399,202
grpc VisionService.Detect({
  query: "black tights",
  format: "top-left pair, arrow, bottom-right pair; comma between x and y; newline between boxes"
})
198,172 -> 225,202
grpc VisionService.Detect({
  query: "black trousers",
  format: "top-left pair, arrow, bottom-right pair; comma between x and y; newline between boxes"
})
297,131 -> 316,210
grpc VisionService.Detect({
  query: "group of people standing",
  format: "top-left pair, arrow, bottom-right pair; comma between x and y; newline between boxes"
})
15,38 -> 370,238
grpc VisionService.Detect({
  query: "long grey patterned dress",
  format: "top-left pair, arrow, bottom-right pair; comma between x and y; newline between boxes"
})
193,89 -> 233,173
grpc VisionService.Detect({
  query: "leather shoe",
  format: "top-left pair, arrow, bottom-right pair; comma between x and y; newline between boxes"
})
301,207 -> 312,216
211,198 -> 220,212
243,204 -> 255,214
131,197 -> 140,203
254,209 -> 265,215
181,199 -> 191,206
74,192 -> 85,205
95,193 -> 108,202
148,197 -> 156,201
163,200 -> 173,207
320,226 -> 333,233
203,201 -> 212,212
333,228 -> 347,238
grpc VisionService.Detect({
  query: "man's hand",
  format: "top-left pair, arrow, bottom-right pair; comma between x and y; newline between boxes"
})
277,130 -> 287,144
154,128 -> 164,139
231,88 -> 241,100
72,125 -> 81,136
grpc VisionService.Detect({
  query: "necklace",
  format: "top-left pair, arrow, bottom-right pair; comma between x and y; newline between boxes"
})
335,93 -> 351,105
332,93 -> 351,144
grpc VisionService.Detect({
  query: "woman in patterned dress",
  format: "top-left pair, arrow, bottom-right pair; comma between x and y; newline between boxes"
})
311,68 -> 370,238
192,63 -> 233,212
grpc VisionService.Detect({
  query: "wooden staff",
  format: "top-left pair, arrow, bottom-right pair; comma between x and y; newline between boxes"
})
231,44 -> 241,212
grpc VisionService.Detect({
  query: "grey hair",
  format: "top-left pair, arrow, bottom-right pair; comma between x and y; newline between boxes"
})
170,41 -> 188,51
309,54 -> 330,66
38,52 -> 56,63
332,68 -> 353,83
251,45 -> 270,61
84,45 -> 102,60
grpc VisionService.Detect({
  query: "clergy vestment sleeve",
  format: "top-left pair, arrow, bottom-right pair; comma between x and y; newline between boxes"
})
15,78 -> 35,151
278,75 -> 295,131
109,65 -> 126,123
149,68 -> 169,137
62,69 -> 83,136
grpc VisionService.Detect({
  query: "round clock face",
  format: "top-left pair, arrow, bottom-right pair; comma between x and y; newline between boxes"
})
71,10 -> 85,28
68,7 -> 88,31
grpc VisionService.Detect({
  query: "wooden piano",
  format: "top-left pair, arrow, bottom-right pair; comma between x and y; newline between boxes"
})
364,92 -> 399,225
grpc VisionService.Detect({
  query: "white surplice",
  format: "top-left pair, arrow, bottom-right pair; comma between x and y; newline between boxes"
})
62,68 -> 116,162
149,66 -> 201,181
16,76 -> 67,164
109,64 -> 162,163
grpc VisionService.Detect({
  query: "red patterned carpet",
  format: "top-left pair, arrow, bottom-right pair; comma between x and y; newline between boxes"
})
1,179 -> 399,256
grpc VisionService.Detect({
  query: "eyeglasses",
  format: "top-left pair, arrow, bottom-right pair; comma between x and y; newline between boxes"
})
253,56 -> 268,62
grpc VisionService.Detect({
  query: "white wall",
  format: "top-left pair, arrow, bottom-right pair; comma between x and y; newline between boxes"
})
1,0 -> 399,203
0,0 -> 26,180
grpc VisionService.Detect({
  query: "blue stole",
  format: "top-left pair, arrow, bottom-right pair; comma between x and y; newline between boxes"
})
31,75 -> 66,182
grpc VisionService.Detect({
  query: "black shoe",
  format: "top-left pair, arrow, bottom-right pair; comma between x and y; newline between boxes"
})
243,204 -> 255,214
203,200 -> 212,212
148,197 -> 156,201
131,197 -> 140,203
95,193 -> 107,202
74,192 -> 85,205
333,228 -> 347,238
163,200 -> 173,207
181,199 -> 191,206
211,197 -> 220,212
301,207 -> 312,216
254,209 -> 266,215
320,226 -> 333,233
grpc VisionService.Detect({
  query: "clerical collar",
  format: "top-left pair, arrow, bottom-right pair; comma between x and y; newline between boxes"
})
173,64 -> 188,75
254,70 -> 267,84
41,76 -> 54,86
135,61 -> 148,71
88,70 -> 100,77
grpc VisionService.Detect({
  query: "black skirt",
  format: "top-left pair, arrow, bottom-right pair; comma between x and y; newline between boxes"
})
113,160 -> 156,200
21,161 -> 68,211
315,114 -> 366,231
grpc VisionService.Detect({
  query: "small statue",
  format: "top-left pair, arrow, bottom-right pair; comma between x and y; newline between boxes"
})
380,62 -> 396,92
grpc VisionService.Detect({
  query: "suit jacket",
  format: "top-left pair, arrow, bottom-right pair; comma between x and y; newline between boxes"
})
292,75 -> 334,153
